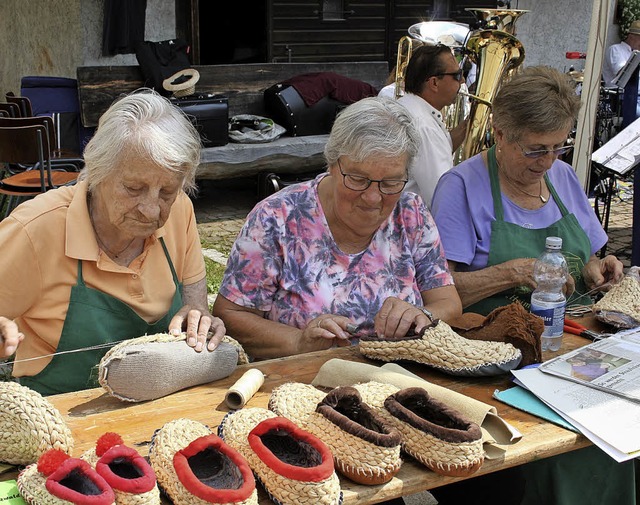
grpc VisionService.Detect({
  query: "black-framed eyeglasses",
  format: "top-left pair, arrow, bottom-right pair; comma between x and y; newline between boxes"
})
337,160 -> 408,195
435,69 -> 464,82
515,140 -> 574,159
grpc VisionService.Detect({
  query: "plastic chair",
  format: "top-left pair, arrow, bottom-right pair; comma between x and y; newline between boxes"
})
0,103 -> 20,118
0,124 -> 79,218
5,94 -> 33,117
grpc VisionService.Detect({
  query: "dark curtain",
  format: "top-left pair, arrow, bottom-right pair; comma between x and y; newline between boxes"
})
102,0 -> 147,56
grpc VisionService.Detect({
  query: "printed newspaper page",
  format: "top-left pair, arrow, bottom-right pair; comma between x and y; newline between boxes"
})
538,329 -> 640,402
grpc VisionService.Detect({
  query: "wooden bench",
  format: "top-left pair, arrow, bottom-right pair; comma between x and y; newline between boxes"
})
77,62 -> 389,180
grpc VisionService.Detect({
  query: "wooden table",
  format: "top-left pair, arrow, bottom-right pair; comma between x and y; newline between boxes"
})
2,328 -> 597,504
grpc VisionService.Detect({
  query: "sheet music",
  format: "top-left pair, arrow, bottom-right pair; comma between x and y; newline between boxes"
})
592,115 -> 640,175
612,50 -> 640,88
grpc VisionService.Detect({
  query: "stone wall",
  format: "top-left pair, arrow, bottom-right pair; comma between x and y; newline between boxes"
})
0,0 -> 174,97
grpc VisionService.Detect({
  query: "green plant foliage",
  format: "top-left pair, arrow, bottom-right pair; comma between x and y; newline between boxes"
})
620,0 -> 640,38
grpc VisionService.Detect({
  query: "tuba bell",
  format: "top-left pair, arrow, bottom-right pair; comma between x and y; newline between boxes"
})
457,8 -> 528,161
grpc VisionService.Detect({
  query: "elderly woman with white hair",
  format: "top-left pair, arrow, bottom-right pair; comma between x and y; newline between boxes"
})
213,96 -> 462,360
0,90 -> 225,395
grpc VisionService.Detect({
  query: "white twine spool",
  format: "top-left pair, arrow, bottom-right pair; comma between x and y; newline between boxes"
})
224,368 -> 265,409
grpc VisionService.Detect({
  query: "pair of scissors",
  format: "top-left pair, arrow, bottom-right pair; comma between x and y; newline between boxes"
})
563,319 -> 611,341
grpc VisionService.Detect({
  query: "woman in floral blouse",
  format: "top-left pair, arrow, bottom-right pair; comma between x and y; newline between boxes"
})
213,97 -> 462,359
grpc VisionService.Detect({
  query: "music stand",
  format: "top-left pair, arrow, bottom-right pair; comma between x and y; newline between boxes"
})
591,115 -> 640,256
612,50 -> 640,89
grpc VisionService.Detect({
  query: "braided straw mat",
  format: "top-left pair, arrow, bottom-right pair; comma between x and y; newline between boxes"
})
82,446 -> 161,505
17,462 -> 115,505
353,382 -> 484,477
269,382 -> 402,485
148,418 -> 257,505
219,407 -> 341,505
359,320 -> 522,376
0,381 -> 73,465
593,267 -> 640,328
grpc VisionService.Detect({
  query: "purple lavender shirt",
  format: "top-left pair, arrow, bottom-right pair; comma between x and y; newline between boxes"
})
220,174 -> 453,331
431,153 -> 608,272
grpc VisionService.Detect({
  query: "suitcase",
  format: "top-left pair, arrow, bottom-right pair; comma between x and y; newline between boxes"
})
263,83 -> 343,137
170,93 -> 228,147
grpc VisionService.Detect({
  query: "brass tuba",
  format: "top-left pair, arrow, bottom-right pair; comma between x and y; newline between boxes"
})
458,9 -> 527,161
394,21 -> 470,99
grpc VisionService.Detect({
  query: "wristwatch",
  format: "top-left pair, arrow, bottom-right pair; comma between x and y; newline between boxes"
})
415,305 -> 435,323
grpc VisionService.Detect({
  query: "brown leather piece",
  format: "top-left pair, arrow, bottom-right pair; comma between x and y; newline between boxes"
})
449,302 -> 543,367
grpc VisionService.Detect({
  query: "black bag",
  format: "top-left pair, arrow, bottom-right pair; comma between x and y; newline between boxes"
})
170,93 -> 229,147
135,39 -> 191,95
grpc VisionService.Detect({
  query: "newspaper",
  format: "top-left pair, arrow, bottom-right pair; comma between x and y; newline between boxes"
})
538,328 -> 640,403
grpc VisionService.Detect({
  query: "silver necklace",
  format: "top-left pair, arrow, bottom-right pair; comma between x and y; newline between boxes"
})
496,157 -> 548,203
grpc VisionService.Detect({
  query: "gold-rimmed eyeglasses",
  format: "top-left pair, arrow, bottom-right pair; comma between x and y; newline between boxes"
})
337,160 -> 408,195
515,140 -> 573,159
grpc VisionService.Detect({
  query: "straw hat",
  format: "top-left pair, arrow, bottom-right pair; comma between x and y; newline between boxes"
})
163,68 -> 200,97
218,407 -> 342,505
358,320 -> 522,376
149,418 -> 257,504
353,382 -> 485,477
0,381 -> 73,466
269,383 -> 403,485
629,20 -> 640,36
82,433 -> 160,505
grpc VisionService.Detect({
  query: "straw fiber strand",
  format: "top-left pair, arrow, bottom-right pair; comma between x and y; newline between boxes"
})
0,381 -> 73,466
594,269 -> 640,327
148,418 -> 258,505
219,408 -> 341,505
268,382 -> 325,425
359,320 -> 521,375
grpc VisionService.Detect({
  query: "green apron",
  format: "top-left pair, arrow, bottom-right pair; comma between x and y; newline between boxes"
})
20,238 -> 182,396
466,146 -> 592,316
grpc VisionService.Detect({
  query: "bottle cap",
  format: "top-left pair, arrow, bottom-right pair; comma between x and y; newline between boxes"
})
545,236 -> 562,249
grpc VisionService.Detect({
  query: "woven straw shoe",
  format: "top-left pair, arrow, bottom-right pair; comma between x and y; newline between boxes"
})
81,433 -> 160,504
359,320 -> 522,376
218,407 -> 342,505
0,381 -> 73,465
594,266 -> 640,328
269,382 -> 403,485
148,418 -> 257,504
17,449 -> 116,504
353,382 -> 484,477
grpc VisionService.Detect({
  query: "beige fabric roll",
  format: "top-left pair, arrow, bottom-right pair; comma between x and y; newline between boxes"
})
225,369 -> 265,409
311,359 -> 521,457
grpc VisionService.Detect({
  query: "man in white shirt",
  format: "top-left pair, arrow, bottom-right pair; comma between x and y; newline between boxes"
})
398,44 -> 467,208
602,20 -> 640,86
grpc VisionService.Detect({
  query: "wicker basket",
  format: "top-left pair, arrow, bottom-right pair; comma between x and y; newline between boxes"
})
0,381 -> 73,466
218,407 -> 342,505
359,320 -> 522,376
148,418 -> 257,505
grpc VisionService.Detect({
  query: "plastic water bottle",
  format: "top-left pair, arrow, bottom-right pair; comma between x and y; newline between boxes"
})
530,237 -> 568,352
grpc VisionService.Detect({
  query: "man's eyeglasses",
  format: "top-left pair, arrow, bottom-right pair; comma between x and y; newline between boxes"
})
337,160 -> 407,195
435,69 -> 464,82
515,140 -> 574,159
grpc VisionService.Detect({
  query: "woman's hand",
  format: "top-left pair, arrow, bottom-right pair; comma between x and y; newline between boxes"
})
0,317 -> 24,358
299,315 -> 353,353
374,297 -> 434,339
583,255 -> 624,292
169,306 -> 226,352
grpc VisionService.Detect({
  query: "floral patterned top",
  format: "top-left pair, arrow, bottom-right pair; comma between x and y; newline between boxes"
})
219,174 -> 453,334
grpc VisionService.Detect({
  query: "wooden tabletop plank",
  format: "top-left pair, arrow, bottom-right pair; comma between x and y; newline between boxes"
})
3,326 -> 597,504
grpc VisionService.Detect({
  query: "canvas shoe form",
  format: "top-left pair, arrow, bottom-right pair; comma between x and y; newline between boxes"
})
354,382 -> 484,477
218,407 -> 342,505
359,320 -> 522,376
270,382 -> 403,485
17,449 -> 116,505
148,418 -> 257,504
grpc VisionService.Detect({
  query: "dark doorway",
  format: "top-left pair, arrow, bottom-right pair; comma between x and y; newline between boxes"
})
198,2 -> 268,64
